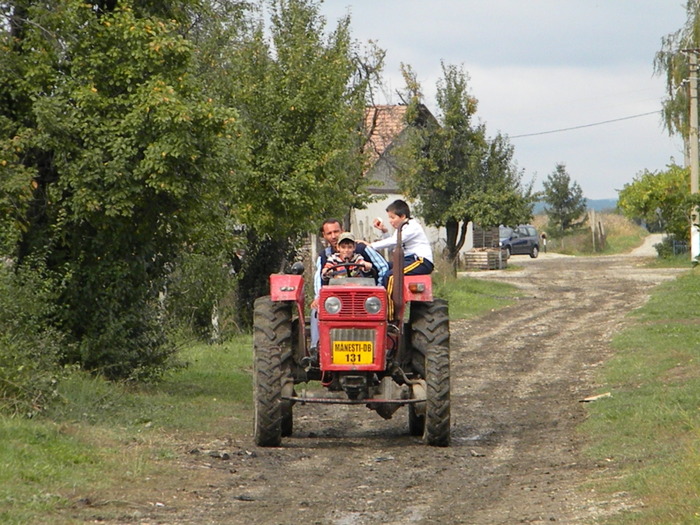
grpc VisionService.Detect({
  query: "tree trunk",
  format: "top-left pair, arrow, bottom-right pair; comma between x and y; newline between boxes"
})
445,218 -> 459,276
235,229 -> 296,328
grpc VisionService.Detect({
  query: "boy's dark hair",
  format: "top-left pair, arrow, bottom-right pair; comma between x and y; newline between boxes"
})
386,199 -> 411,219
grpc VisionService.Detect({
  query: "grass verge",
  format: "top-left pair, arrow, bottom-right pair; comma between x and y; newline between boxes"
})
580,267 -> 700,524
533,213 -> 649,256
435,273 -> 520,319
432,254 -> 520,319
1,334 -> 253,524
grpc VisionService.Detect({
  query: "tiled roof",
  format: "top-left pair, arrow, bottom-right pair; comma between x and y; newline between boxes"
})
364,105 -> 409,163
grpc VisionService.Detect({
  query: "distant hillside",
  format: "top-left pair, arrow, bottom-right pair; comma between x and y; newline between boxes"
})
586,198 -> 618,211
534,198 -> 617,215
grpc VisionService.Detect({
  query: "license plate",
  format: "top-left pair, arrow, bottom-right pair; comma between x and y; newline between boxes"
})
332,341 -> 374,365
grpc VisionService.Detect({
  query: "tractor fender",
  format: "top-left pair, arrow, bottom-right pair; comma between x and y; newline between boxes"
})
270,274 -> 304,303
403,275 -> 433,302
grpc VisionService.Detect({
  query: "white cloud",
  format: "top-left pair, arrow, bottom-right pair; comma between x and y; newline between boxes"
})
465,65 -> 684,198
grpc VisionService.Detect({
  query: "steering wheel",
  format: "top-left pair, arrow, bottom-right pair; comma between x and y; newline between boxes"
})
323,262 -> 366,278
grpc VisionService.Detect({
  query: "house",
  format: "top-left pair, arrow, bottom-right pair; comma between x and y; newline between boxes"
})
349,104 -> 473,257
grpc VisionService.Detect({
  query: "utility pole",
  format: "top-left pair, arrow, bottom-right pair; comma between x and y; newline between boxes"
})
683,49 -> 700,260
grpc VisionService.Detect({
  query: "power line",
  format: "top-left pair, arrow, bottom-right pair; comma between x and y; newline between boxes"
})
509,110 -> 661,139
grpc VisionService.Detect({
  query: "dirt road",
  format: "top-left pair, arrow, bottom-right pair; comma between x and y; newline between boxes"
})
154,251 -> 684,525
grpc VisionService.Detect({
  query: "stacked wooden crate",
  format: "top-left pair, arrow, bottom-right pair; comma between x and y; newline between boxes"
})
465,225 -> 506,270
463,248 -> 507,270
472,226 -> 500,250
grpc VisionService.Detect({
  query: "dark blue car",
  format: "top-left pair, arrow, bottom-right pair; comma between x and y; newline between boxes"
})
499,225 -> 540,259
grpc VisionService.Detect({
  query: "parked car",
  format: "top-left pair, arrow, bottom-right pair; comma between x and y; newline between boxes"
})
499,225 -> 540,258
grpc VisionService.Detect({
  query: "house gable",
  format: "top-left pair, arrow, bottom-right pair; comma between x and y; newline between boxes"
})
363,105 -> 408,193
363,104 -> 437,194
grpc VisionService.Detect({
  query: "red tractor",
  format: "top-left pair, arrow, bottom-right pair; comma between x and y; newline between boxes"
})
252,229 -> 450,447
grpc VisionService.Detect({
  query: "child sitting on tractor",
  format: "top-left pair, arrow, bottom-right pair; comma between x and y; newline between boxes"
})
369,199 -> 434,286
321,232 -> 373,283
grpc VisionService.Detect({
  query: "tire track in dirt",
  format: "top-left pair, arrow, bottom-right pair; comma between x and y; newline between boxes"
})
454,255 -> 684,524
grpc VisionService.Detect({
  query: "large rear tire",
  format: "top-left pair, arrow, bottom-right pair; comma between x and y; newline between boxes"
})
425,344 -> 450,446
281,390 -> 295,437
253,296 -> 294,447
409,299 -> 450,447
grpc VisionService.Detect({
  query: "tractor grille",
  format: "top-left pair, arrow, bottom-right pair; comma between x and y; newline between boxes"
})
332,290 -> 386,318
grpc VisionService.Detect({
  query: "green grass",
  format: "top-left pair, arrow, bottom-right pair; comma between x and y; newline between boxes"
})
601,232 -> 649,254
532,212 -> 650,256
647,252 -> 696,268
549,229 -> 649,256
434,272 -> 520,319
0,418 -> 102,524
580,269 -> 700,524
1,334 -> 254,524
44,334 -> 253,434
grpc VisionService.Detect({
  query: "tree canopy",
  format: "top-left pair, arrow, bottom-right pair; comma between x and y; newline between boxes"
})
652,2 -> 699,247
214,0 -> 382,323
224,0 -> 381,240
618,164 -> 691,240
542,163 -> 587,233
655,0 -> 700,142
1,0 -> 246,377
0,0 -> 382,379
396,62 -> 535,264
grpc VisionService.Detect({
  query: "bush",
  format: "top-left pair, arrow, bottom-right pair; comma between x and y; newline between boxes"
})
54,257 -> 180,381
165,252 -> 238,341
73,300 -> 177,382
654,235 -> 688,259
0,264 -> 66,416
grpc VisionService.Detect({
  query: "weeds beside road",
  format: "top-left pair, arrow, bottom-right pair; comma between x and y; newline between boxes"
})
582,268 -> 700,524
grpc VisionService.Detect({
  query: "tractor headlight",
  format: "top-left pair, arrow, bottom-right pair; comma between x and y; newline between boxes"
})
364,296 -> 382,314
324,296 -> 342,314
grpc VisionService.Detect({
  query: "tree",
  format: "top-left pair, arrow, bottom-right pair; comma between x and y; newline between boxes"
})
220,0 -> 382,324
653,2 -> 700,258
617,164 -> 691,240
0,0 -> 243,378
654,0 -> 700,144
1,0 -> 385,374
542,164 -> 587,233
396,62 -> 535,267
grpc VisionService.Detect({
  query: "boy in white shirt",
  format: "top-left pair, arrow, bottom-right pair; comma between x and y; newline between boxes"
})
369,199 -> 434,286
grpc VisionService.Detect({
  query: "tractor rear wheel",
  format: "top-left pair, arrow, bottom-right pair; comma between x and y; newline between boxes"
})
253,296 -> 294,446
281,390 -> 295,437
409,299 -> 451,447
424,344 -> 450,446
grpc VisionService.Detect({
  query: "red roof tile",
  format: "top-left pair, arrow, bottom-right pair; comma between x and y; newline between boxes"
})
364,105 -> 409,163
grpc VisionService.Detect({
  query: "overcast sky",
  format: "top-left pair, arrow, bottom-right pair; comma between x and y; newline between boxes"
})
319,0 -> 688,200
